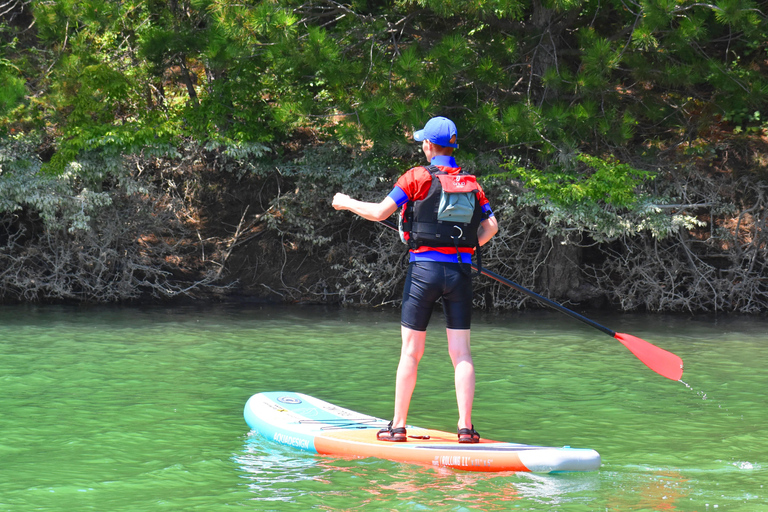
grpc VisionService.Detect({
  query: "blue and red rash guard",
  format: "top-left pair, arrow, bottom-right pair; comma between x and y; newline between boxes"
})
387,155 -> 494,264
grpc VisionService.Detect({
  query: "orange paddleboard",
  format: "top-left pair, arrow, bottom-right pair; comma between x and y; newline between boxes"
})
244,392 -> 600,473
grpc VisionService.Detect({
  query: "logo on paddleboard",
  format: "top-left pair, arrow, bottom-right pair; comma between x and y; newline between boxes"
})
277,396 -> 302,404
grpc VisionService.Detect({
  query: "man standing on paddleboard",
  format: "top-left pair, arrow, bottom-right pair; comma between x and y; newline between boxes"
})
332,116 -> 499,443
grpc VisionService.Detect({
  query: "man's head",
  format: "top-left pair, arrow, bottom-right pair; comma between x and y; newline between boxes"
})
413,116 -> 458,149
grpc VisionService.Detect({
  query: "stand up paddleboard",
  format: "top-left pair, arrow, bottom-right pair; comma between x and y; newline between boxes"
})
244,392 -> 600,473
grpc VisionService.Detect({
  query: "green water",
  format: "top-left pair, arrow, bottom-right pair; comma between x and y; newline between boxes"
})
1,304 -> 766,511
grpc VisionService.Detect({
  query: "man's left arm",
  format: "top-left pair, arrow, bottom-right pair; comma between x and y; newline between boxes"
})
475,185 -> 498,246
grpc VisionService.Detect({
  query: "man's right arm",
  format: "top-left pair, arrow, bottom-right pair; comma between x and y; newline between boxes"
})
332,194 -> 398,222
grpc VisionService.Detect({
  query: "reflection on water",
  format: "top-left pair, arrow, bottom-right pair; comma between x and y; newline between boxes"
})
601,469 -> 691,511
237,434 -> 320,503
513,472 -> 601,505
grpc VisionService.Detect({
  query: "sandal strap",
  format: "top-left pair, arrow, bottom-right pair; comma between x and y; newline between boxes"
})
458,424 -> 480,443
377,421 -> 407,441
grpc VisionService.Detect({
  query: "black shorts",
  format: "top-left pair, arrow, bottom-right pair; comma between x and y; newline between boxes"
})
401,261 -> 473,331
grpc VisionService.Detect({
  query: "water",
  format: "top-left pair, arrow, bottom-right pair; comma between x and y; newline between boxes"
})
0,304 -> 766,511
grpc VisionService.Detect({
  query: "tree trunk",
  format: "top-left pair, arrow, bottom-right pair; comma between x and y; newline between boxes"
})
537,235 -> 582,299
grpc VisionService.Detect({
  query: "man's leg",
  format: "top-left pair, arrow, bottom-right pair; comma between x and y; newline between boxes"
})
447,328 -> 475,430
391,326 -> 427,429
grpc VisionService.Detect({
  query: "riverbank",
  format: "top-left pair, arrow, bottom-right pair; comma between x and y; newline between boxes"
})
3,138 -> 768,313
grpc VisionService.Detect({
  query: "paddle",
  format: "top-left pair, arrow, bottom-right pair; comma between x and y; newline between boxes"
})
377,219 -> 684,381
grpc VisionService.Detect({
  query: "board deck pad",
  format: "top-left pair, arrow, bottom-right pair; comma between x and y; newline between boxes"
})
244,392 -> 600,473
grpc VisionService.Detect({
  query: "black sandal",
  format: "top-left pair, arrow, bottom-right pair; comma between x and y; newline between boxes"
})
458,425 -> 480,444
377,421 -> 407,442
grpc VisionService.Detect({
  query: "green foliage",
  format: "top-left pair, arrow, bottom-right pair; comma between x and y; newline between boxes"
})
0,0 -> 764,247
0,60 -> 26,120
0,31 -> 26,123
498,153 -> 705,241
405,0 -> 527,19
500,152 -> 707,241
10,0 -> 764,161
624,0 -> 768,131
0,134 -> 113,232
504,153 -> 651,208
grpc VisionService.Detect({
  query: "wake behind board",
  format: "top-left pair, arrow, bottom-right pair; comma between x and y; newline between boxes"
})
244,392 -> 600,473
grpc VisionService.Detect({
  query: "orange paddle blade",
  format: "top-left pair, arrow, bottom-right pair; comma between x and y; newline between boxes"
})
614,332 -> 684,381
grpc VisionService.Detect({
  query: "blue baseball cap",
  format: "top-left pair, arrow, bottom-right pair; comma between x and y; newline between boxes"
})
413,116 -> 458,148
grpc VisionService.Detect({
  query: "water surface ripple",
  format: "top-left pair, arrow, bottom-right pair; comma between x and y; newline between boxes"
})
1,305 -> 765,511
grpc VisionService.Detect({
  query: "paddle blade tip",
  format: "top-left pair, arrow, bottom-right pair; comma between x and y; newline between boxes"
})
614,332 -> 684,381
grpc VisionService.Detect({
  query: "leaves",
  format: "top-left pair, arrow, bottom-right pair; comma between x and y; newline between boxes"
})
505,153 -> 650,208
0,0 -> 765,244
0,61 -> 25,119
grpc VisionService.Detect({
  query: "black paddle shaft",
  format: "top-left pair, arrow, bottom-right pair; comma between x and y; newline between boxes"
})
378,219 -> 617,338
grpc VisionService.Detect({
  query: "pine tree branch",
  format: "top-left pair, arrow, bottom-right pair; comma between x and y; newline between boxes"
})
671,3 -> 766,17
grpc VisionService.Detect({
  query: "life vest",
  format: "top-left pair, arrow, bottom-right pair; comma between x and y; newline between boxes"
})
399,165 -> 484,250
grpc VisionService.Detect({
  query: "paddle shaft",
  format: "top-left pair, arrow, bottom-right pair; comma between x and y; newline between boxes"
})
378,219 -> 616,336
477,266 -> 616,337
